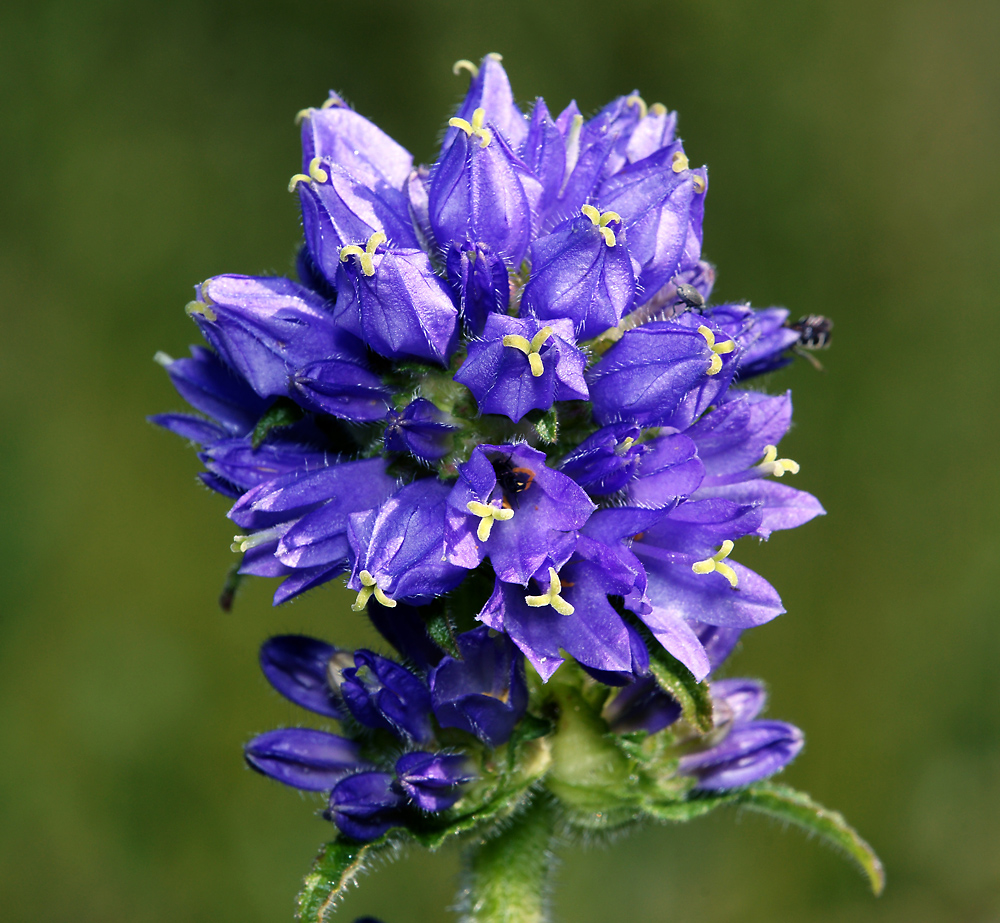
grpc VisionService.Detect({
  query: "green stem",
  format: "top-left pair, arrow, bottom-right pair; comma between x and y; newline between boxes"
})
457,794 -> 559,923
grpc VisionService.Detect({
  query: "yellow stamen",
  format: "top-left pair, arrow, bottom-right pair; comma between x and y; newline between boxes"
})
502,326 -> 553,378
650,102 -> 668,116
288,173 -> 311,192
756,445 -> 800,478
294,108 -> 314,125
691,540 -> 738,589
320,96 -> 340,109
692,174 -> 706,193
698,325 -> 736,375
185,300 -> 216,322
625,94 -> 648,118
339,231 -> 387,277
448,106 -> 493,148
452,59 -> 479,78
525,567 -> 575,615
308,157 -> 328,183
352,569 -> 396,611
581,204 -> 623,246
671,151 -> 690,173
466,500 -> 515,541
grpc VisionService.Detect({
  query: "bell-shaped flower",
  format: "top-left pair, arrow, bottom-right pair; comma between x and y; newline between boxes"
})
453,315 -> 588,423
150,345 -> 267,439
291,358 -> 393,422
333,239 -> 458,365
686,392 -> 825,538
258,634 -> 346,719
395,752 -> 477,812
558,423 -> 647,496
296,162 -> 418,284
445,443 -> 594,585
429,626 -> 528,746
383,399 -> 457,462
299,93 -> 413,190
626,433 -> 705,508
428,111 -> 540,265
520,207 -> 636,340
348,479 -> 467,607
327,772 -> 405,841
520,98 -> 566,216
445,239 -> 510,335
448,53 -> 528,150
596,147 -> 704,298
338,650 -> 434,743
587,320 -> 738,428
200,438 -> 331,493
244,728 -> 366,792
185,274 -> 370,400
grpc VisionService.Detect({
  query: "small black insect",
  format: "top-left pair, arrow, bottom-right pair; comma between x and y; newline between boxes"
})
787,314 -> 833,370
673,282 -> 706,313
790,314 -> 833,349
488,451 -> 535,507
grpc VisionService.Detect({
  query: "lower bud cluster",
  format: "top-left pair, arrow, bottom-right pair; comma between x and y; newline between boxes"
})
246,617 -> 802,843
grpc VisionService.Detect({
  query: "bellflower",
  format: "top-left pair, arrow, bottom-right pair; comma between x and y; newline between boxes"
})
156,53 -> 882,917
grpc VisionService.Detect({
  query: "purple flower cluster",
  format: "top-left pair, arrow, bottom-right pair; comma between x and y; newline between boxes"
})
155,53 -> 822,839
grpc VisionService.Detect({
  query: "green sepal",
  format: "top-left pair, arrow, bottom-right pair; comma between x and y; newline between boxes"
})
643,790 -> 736,823
646,646 -> 714,733
734,782 -> 885,895
509,713 -> 554,748
252,397 -> 305,449
424,610 -> 461,658
296,836 -> 395,923
533,407 -> 559,444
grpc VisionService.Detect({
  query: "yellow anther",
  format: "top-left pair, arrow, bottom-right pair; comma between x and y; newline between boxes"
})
320,96 -> 339,110
671,151 -> 690,173
288,173 -> 311,192
756,445 -> 800,478
502,326 -> 553,377
698,325 -> 736,375
308,157 -> 328,183
339,231 -> 387,277
294,108 -> 314,125
692,540 -> 739,589
650,103 -> 668,116
487,52 -> 504,61
452,59 -> 479,78
448,107 -> 493,148
692,174 -> 706,193
352,569 -> 396,611
625,94 -> 648,118
581,205 -> 623,247
615,436 -> 635,455
466,500 -> 515,541
185,300 -> 217,322
525,567 -> 575,615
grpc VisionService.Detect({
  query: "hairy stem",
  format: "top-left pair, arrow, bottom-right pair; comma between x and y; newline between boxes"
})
457,794 -> 559,923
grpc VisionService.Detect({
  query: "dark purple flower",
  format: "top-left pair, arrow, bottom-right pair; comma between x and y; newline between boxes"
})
185,274 -> 367,400
454,315 -> 588,423
558,423 -> 647,495
586,320 -> 737,428
520,207 -> 636,340
244,728 -> 366,791
348,479 -> 468,608
445,443 -> 594,586
327,771 -> 405,841
259,635 -> 345,719
395,751 -> 477,812
603,675 -> 681,735
430,626 -> 528,746
678,720 -> 804,790
383,399 -> 457,462
445,239 -> 510,335
332,241 -> 458,365
339,650 -> 434,743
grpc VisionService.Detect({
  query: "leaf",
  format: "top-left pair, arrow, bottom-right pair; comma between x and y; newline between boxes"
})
735,783 -> 885,896
646,645 -> 714,733
296,837 -> 395,922
252,398 -> 304,449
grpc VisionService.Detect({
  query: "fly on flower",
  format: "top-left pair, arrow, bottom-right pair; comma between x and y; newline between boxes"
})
153,52 -> 882,922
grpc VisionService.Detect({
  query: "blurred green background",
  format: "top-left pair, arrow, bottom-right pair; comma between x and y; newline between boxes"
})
1,0 -> 998,920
